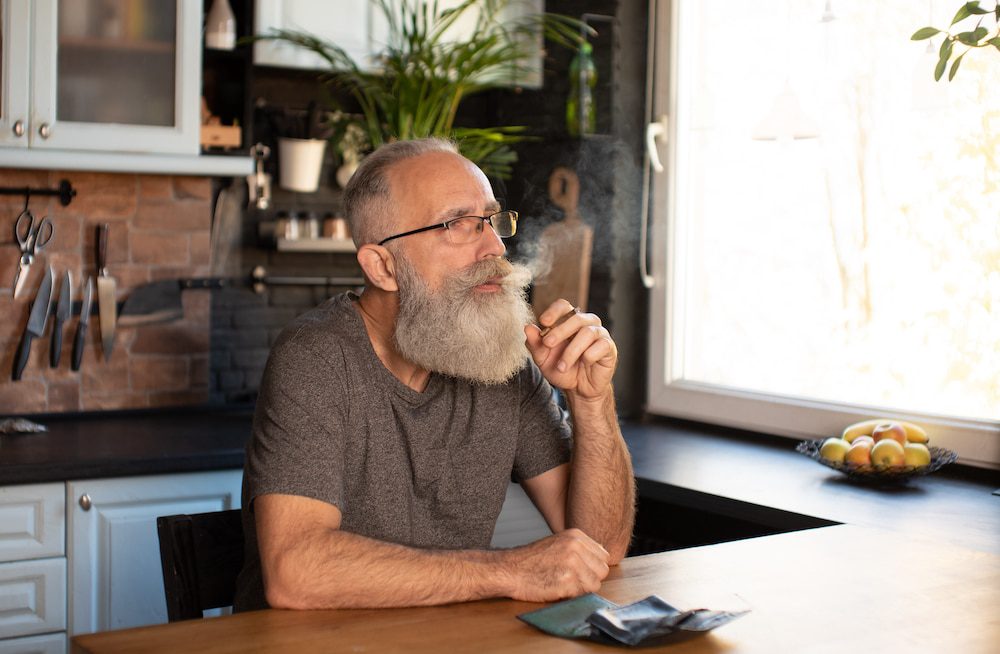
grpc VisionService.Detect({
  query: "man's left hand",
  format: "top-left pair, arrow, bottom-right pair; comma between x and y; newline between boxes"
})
524,300 -> 617,400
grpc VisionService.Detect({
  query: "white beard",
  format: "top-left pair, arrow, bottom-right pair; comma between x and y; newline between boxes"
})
394,255 -> 534,385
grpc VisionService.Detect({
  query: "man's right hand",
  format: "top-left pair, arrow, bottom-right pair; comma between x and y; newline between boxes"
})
499,528 -> 611,602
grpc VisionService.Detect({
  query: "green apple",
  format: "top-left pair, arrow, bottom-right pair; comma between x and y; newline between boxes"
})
903,442 -> 932,467
819,437 -> 851,463
871,439 -> 906,468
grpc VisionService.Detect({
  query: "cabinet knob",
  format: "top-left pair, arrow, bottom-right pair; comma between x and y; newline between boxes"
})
38,123 -> 51,139
79,493 -> 92,511
12,120 -> 24,137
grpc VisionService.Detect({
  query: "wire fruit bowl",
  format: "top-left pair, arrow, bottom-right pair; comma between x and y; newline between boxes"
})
796,438 -> 957,482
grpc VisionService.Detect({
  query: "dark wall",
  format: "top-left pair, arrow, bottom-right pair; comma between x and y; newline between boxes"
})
492,0 -> 650,417
209,0 -> 650,414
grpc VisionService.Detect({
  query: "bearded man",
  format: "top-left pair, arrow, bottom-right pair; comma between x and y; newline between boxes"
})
234,138 -> 635,611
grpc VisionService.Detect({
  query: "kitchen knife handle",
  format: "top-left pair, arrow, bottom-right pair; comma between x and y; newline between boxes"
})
50,318 -> 63,368
12,331 -> 34,381
71,321 -> 88,372
96,224 -> 109,273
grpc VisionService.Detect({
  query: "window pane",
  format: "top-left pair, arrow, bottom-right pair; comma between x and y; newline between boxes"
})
57,0 -> 177,126
671,1 -> 999,422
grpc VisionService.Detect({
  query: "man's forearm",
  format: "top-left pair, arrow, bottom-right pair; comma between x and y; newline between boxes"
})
264,523 -> 611,609
564,389 -> 636,563
266,527 -> 505,609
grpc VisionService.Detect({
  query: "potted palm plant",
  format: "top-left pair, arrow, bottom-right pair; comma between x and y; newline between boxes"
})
256,0 -> 589,179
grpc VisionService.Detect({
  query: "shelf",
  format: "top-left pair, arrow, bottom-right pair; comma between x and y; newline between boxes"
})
0,149 -> 253,177
60,36 -> 174,55
275,238 -> 356,253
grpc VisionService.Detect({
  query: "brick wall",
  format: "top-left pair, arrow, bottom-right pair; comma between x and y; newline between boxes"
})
0,168 -> 212,414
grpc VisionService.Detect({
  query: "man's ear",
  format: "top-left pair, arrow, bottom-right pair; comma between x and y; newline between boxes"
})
356,244 -> 398,292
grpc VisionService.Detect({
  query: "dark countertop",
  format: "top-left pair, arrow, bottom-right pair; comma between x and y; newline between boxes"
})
624,419 -> 1000,554
0,407 -> 253,485
2,408 -> 997,554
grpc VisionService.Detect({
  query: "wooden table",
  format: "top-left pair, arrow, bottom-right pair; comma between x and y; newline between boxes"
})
72,524 -> 999,654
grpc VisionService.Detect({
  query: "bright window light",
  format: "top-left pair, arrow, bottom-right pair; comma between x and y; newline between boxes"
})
648,0 -> 999,463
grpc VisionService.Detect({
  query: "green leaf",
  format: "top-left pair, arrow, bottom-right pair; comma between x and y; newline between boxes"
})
939,37 -> 955,59
934,53 -> 949,80
956,30 -> 979,45
964,1 -> 991,14
948,52 -> 966,80
911,27 -> 941,40
990,36 -> 1000,51
951,3 -> 973,24
971,26 -> 989,42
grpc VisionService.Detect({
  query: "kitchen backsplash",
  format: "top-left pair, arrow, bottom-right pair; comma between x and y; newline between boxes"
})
0,168 -> 212,414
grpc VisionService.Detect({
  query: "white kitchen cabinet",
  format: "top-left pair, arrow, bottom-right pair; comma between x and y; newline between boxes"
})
253,0 -> 377,70
0,483 -> 65,649
0,633 -> 66,654
0,0 -> 251,176
66,469 -> 242,637
0,0 -> 30,149
0,559 -> 66,641
254,0 -> 543,87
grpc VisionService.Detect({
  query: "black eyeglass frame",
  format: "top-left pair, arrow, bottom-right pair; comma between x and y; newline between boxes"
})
376,210 -> 518,246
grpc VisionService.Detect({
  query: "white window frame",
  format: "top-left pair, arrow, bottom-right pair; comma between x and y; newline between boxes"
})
644,0 -> 999,469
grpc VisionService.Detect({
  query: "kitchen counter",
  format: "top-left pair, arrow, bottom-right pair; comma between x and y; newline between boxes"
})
1,409 -> 996,554
0,407 -> 253,485
625,418 -> 1000,554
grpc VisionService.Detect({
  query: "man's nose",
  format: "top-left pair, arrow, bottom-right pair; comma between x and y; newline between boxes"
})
479,222 -> 506,259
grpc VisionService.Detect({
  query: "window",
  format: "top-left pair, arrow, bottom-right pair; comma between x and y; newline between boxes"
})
646,0 -> 999,466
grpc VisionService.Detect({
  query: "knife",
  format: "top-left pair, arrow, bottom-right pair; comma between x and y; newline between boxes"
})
72,276 -> 94,372
50,271 -> 72,368
96,224 -> 117,361
12,266 -> 54,381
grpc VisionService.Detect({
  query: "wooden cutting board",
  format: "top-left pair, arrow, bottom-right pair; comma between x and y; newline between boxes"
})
530,167 -> 594,317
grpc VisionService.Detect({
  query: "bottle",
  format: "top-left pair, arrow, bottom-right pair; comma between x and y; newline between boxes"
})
566,42 -> 597,137
205,0 -> 236,50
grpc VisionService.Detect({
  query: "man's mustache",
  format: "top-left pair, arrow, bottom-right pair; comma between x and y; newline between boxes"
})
455,257 -> 533,291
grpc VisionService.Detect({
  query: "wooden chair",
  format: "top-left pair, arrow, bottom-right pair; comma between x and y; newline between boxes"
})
156,509 -> 244,622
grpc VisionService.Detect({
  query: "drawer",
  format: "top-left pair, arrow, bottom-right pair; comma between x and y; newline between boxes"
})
0,484 -> 65,562
0,633 -> 65,654
0,559 -> 66,640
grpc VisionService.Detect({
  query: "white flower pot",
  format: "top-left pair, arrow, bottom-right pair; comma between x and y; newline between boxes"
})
278,138 -> 328,192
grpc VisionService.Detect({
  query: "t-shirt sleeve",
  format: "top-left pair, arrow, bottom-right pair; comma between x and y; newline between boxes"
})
243,326 -> 350,513
511,361 -> 573,482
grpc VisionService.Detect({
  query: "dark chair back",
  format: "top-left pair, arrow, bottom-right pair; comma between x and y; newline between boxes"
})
156,508 -> 244,622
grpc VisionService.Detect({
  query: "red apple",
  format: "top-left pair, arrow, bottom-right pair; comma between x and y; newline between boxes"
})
872,422 -> 907,446
845,440 -> 873,466
851,435 -> 875,448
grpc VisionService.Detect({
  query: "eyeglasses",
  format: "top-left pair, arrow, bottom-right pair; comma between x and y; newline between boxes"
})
377,210 -> 518,246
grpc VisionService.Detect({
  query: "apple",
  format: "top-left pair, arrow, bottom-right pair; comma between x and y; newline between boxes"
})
845,440 -> 873,466
851,435 -> 875,448
871,439 -> 906,468
872,422 -> 907,446
903,442 -> 932,467
819,437 -> 851,463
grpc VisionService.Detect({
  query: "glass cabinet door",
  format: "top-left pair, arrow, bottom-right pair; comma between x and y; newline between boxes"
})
31,0 -> 200,154
0,0 -> 30,148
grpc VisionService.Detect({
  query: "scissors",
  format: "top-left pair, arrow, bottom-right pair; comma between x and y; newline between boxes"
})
12,208 -> 53,299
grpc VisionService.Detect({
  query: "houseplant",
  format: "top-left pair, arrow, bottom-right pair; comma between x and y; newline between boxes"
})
255,0 -> 589,178
912,0 -> 1000,80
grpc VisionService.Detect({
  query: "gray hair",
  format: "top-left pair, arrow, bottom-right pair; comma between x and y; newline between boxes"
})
343,137 -> 459,246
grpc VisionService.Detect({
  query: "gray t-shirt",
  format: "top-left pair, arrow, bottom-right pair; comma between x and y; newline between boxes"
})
234,292 -> 571,611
